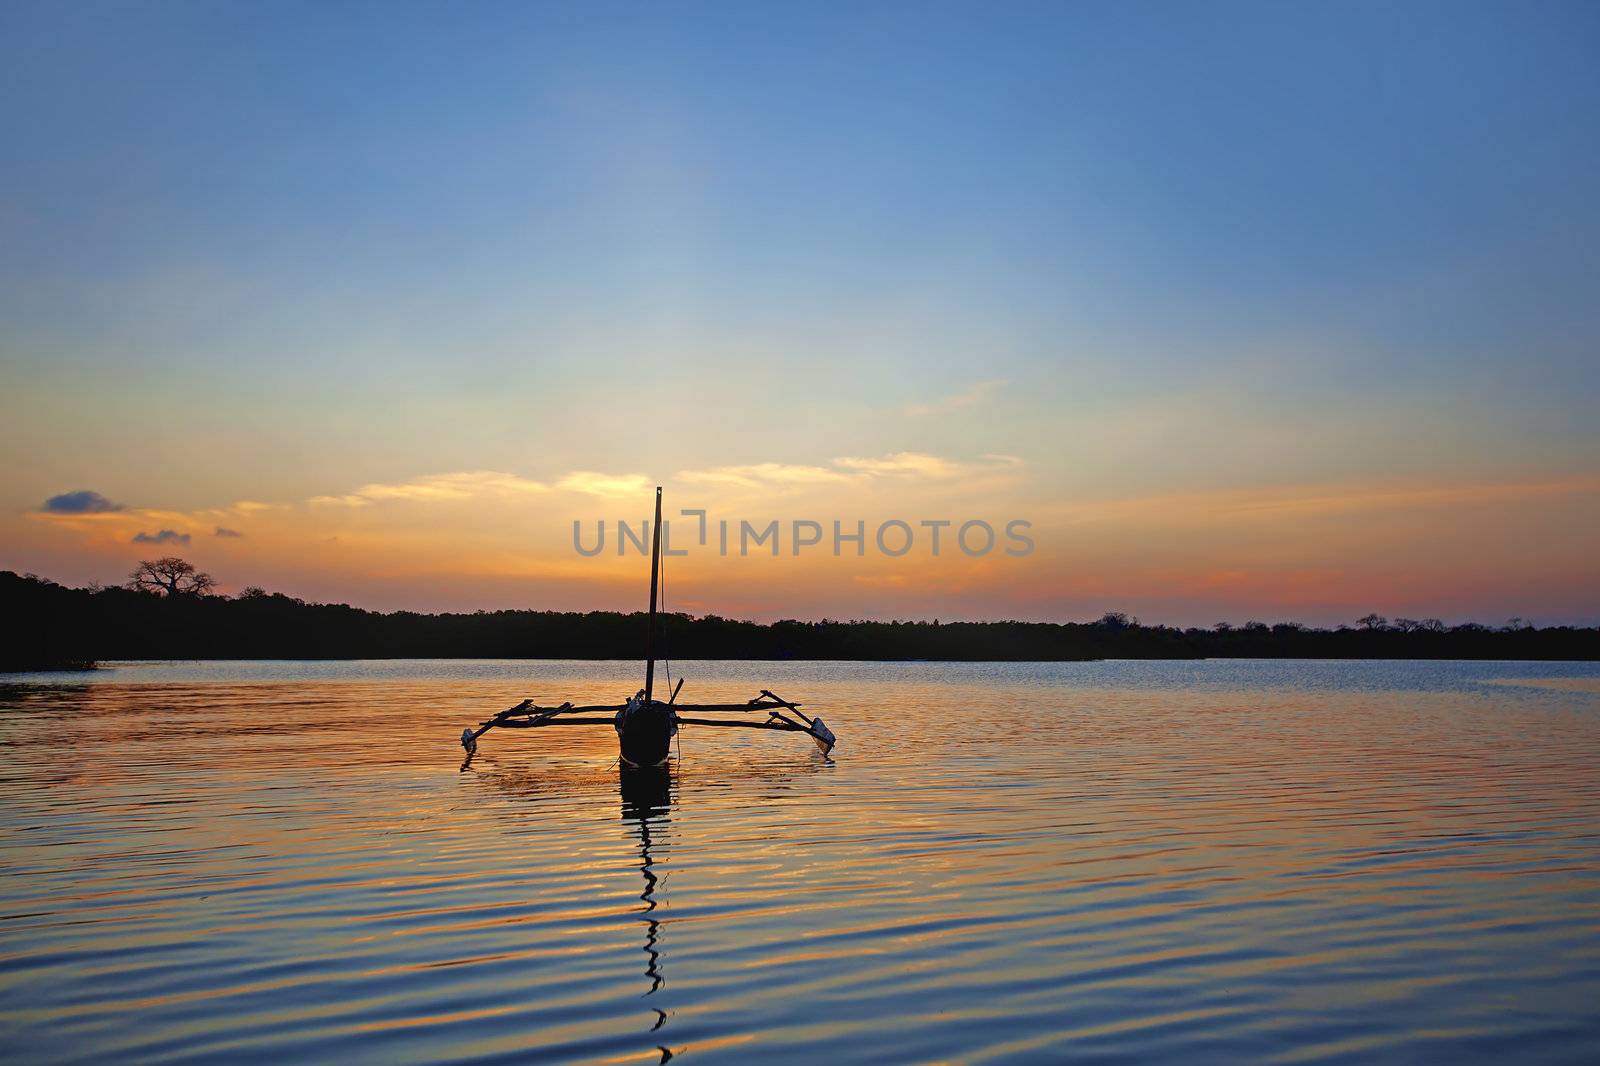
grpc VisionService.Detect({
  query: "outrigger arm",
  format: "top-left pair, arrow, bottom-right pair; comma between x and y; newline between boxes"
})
461,689 -> 835,756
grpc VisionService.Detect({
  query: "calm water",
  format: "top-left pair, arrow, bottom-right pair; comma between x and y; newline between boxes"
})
2,659 -> 1598,1064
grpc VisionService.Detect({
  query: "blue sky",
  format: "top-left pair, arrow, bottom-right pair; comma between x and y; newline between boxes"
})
3,2 -> 1597,622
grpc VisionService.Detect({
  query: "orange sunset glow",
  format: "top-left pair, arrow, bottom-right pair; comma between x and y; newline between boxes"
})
12,459 -> 1598,625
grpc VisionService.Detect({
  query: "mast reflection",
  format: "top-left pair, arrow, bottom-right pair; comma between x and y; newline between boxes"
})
463,751 -> 829,1062
620,764 -> 674,1061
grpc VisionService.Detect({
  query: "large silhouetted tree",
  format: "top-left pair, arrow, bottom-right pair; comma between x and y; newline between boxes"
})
128,557 -> 216,597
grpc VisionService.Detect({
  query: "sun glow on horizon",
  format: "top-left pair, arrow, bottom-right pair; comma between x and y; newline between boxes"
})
16,456 -> 1598,626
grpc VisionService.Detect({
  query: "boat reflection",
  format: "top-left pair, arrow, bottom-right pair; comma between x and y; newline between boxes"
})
621,764 -> 674,1061
464,752 -> 831,1062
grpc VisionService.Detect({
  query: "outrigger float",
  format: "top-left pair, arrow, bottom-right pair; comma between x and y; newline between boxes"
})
461,487 -> 835,765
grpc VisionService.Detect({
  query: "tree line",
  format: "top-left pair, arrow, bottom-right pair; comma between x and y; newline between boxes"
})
2,565 -> 1596,670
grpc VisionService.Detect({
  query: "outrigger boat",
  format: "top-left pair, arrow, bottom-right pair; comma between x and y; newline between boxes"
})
460,487 -> 836,765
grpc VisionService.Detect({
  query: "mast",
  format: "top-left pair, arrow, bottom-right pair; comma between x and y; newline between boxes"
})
644,485 -> 663,704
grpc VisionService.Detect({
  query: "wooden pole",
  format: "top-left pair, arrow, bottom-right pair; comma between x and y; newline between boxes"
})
465,699 -> 531,743
674,716 -> 805,730
644,485 -> 663,705
759,689 -> 814,725
496,716 -> 620,726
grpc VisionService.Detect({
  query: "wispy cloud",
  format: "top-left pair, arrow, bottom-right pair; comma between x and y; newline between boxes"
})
309,471 -> 551,507
132,529 -> 191,545
214,526 -> 243,538
834,452 -> 1021,478
42,490 -> 123,514
555,472 -> 654,498
680,452 -> 1024,493
307,469 -> 657,507
905,379 -> 1007,417
677,462 -> 852,491
305,453 -> 1019,511
291,451 -> 1023,519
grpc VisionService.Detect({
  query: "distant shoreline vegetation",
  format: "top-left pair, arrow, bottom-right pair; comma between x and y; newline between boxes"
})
2,567 -> 1596,670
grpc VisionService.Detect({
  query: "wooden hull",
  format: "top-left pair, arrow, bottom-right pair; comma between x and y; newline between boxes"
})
617,700 -> 677,767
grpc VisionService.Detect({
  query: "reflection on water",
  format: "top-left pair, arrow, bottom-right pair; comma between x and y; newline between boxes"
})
620,767 -> 674,1061
1,658 -> 1599,1064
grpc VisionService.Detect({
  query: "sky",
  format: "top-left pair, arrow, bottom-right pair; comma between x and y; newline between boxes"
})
2,1 -> 1598,626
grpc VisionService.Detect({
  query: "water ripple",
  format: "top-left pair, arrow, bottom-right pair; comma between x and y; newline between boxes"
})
1,659 -> 1598,1063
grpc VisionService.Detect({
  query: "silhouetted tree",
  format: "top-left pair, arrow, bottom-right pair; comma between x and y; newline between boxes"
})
1357,613 -> 1389,630
128,557 -> 216,597
1394,618 -> 1420,632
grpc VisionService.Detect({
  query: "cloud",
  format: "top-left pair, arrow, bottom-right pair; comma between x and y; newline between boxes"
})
830,451 -> 1021,479
905,379 -> 1007,417
680,452 -> 1024,493
556,471 -> 654,497
43,490 -> 123,513
678,462 -> 851,491
834,453 -> 968,478
301,454 -> 1015,511
305,468 -> 656,507
132,529 -> 191,545
214,527 -> 243,538
304,468 -> 659,508
310,471 -> 551,507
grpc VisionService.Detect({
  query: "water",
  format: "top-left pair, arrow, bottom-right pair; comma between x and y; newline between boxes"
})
2,659 -> 1598,1063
